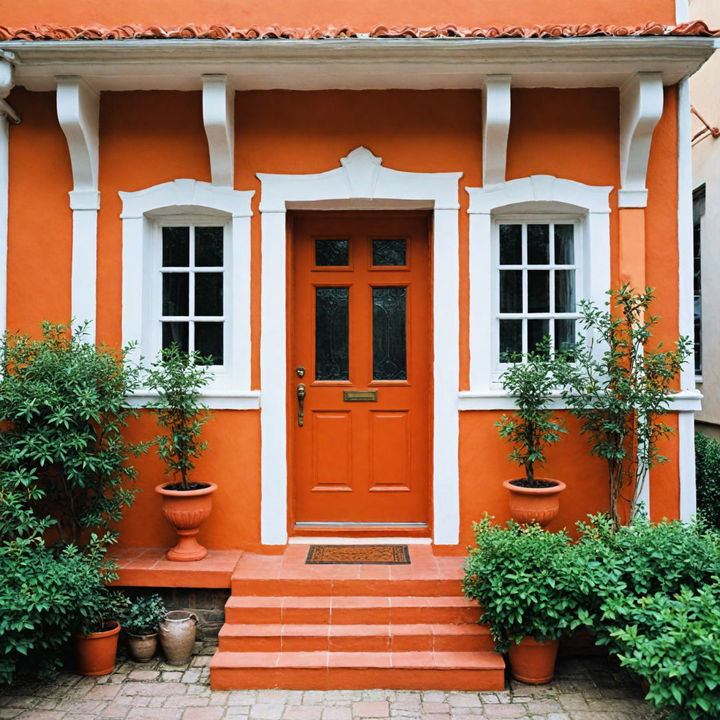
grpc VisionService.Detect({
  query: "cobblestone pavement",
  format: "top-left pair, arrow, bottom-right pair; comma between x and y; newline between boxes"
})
0,642 -> 655,720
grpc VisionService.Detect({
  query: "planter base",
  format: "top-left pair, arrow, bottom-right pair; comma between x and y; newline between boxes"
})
167,529 -> 208,562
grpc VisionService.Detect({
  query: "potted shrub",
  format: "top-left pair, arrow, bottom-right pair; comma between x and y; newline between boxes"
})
146,344 -> 215,562
123,594 -> 166,662
496,341 -> 567,527
463,516 -> 586,684
73,588 -> 130,677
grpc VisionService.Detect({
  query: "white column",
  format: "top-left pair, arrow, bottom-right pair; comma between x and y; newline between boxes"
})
56,76 -> 100,341
0,58 -> 14,339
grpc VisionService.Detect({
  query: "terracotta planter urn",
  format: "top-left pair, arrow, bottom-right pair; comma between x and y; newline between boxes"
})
503,478 -> 567,528
155,483 -> 218,561
73,621 -> 121,676
159,610 -> 198,665
127,632 -> 158,663
507,636 -> 560,684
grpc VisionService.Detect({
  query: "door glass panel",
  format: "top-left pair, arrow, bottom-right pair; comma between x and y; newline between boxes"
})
499,224 -> 522,265
162,322 -> 189,353
373,287 -> 407,380
500,270 -> 522,313
315,239 -> 349,267
528,224 -> 550,265
372,239 -> 406,266
195,273 -> 223,316
195,227 -> 223,266
162,273 -> 189,316
195,322 -> 224,365
315,287 -> 349,380
162,227 -> 189,267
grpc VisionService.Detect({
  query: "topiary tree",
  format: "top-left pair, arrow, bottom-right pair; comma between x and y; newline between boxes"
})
555,285 -> 691,528
0,322 -> 149,547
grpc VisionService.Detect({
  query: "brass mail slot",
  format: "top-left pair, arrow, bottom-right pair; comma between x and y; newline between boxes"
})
343,390 -> 378,402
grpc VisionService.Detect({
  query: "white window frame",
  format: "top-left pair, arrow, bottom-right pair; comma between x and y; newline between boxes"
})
119,179 -> 258,409
462,175 -> 613,410
492,214 -> 583,383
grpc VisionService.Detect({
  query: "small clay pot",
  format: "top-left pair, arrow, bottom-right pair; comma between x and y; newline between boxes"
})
127,632 -> 158,663
73,621 -> 121,676
159,610 -> 198,665
155,483 -> 217,562
507,636 -> 560,684
503,478 -> 566,528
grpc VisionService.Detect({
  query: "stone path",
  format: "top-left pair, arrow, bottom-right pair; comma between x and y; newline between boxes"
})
0,643 -> 655,720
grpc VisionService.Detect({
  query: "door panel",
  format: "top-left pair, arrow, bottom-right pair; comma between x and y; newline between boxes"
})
290,212 -> 430,525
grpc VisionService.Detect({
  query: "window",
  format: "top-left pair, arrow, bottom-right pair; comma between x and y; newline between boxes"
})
693,185 -> 705,378
495,219 -> 580,365
158,223 -> 226,365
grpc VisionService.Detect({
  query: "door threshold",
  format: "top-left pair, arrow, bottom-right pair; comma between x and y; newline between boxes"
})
289,536 -> 432,545
290,522 -> 431,541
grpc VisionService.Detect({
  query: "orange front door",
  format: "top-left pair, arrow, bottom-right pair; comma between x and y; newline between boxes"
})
290,212 -> 431,527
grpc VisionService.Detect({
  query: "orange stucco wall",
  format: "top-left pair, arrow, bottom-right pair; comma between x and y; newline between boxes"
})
4,86 -> 682,551
0,0 -> 677,31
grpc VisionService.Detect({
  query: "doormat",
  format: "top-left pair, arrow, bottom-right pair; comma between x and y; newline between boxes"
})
305,544 -> 410,565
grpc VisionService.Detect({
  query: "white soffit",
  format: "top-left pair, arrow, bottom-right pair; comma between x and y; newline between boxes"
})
2,37 -> 715,91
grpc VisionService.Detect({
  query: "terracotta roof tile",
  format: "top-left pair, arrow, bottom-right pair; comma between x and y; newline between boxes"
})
0,21 -> 717,42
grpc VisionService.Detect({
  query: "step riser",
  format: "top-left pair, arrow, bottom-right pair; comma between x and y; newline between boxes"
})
230,579 -> 463,597
225,606 -> 480,625
219,633 -> 495,653
210,667 -> 505,691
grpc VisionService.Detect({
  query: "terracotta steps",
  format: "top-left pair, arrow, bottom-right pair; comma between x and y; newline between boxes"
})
210,547 -> 505,690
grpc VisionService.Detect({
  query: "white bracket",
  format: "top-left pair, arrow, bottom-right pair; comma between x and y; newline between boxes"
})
56,76 -> 100,339
483,75 -> 511,187
619,73 -> 664,208
202,74 -> 235,187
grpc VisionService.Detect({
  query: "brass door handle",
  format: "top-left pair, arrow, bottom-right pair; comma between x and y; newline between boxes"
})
296,383 -> 306,427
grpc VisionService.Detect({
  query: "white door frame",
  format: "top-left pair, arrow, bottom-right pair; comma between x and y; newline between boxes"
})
258,147 -> 462,545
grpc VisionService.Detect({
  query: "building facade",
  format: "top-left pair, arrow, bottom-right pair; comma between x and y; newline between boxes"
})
0,0 -> 713,556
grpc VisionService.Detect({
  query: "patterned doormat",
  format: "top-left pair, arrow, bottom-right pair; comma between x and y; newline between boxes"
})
305,544 -> 410,564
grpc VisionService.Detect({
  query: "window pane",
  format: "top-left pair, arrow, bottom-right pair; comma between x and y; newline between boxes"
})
499,225 -> 522,265
315,287 -> 349,380
162,322 -> 189,353
554,225 -> 574,264
500,270 -> 523,313
372,239 -> 406,266
555,319 -> 576,352
528,270 -> 550,313
372,287 -> 407,380
315,239 -> 349,267
555,270 -> 576,313
162,273 -> 189,316
195,322 -> 224,365
195,272 -> 223,316
499,319 -> 522,362
528,319 -> 550,354
162,227 -> 189,267
527,225 -> 550,265
195,227 -> 223,266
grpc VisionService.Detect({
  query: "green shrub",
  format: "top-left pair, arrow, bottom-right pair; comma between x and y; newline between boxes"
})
604,582 -> 720,720
463,516 -> 599,652
696,432 -> 720,530
123,594 -> 166,636
0,537 -> 117,684
0,322 -> 148,547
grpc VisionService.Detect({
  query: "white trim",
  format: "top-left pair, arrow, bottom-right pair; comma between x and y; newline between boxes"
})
288,537 -> 432,545
56,76 -> 100,339
0,111 -> 7,339
458,389 -> 703,412
5,37 -> 715,93
119,179 -> 254,400
128,391 -> 260,411
678,77 -> 697,520
676,0 -> 689,23
466,176 -> 613,394
619,73 -> 664,208
482,75 -> 511,186
258,146 -> 462,546
202,74 -> 234,188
